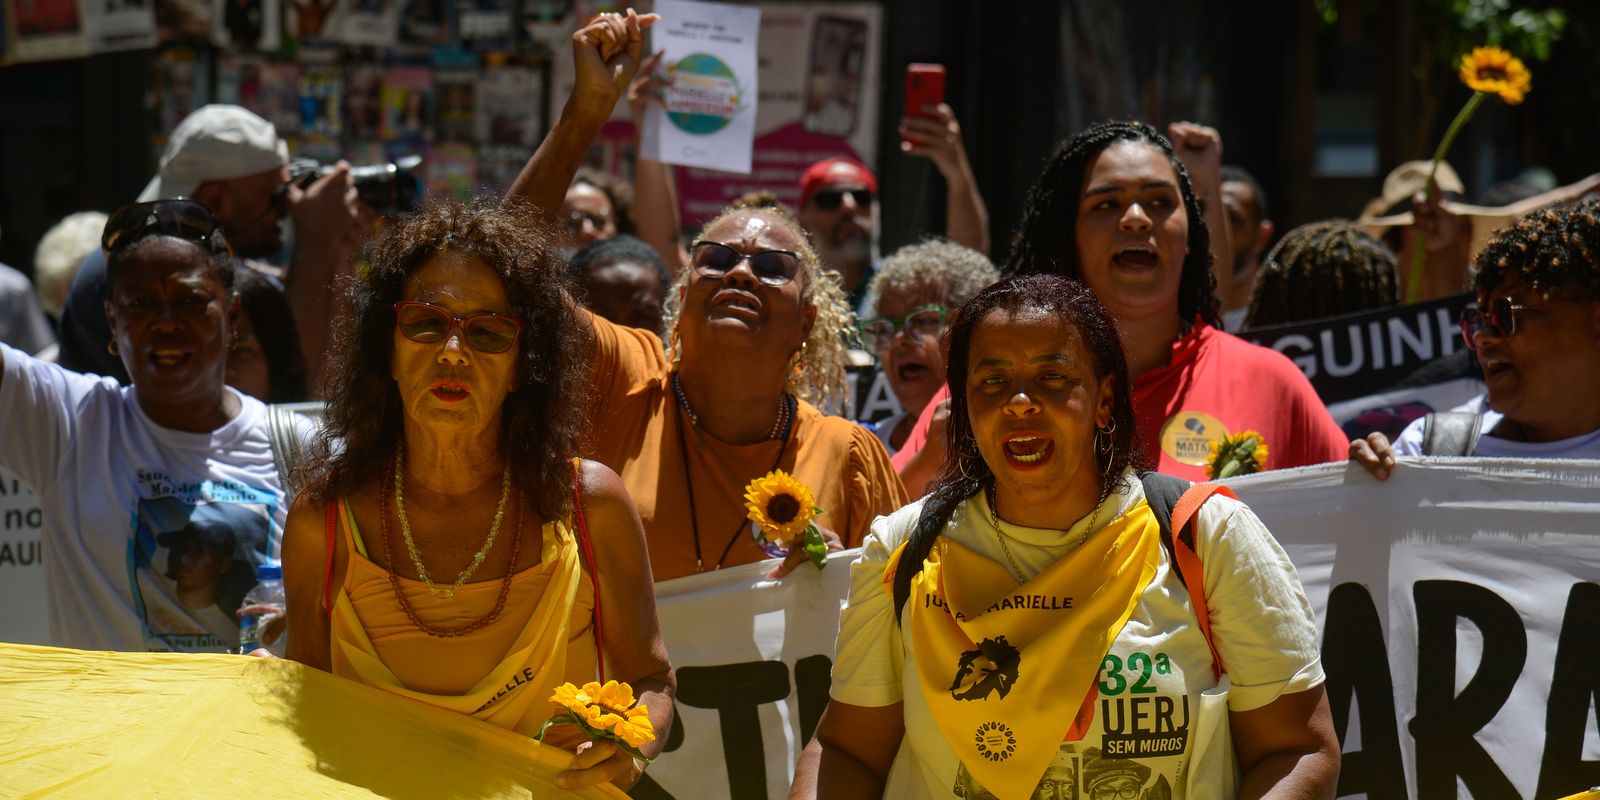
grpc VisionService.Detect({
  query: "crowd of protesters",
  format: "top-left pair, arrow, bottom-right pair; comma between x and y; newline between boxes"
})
3,7 -> 1599,798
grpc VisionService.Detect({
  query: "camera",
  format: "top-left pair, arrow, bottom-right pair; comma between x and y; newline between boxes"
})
287,155 -> 424,215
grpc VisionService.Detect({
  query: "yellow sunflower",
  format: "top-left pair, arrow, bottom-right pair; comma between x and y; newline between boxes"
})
1459,46 -> 1531,105
743,470 -> 818,542
612,705 -> 657,748
1205,430 -> 1269,480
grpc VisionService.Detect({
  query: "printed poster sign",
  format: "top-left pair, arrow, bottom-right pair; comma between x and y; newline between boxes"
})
84,0 -> 157,53
7,0 -> 88,63
641,0 -> 760,175
1244,293 -> 1474,404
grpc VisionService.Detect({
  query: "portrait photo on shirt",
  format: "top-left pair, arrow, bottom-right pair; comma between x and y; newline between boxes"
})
132,495 -> 271,648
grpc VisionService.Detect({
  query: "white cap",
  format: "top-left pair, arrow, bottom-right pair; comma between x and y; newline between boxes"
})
138,105 -> 290,202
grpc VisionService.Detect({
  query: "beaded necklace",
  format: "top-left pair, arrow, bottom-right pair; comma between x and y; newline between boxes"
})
671,372 -> 795,572
380,462 -> 524,638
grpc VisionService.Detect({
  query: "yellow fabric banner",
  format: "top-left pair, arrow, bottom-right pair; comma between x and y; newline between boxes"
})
0,643 -> 628,799
899,502 -> 1160,800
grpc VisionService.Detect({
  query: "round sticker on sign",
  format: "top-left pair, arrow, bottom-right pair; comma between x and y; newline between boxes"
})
1159,411 -> 1229,466
667,53 -> 747,135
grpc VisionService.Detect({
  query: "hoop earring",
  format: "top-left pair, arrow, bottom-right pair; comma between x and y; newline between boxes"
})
1102,442 -> 1117,480
1095,419 -> 1115,456
787,340 -> 812,375
106,340 -> 119,356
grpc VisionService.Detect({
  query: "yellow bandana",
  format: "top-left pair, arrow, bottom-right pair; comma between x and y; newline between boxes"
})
889,500 -> 1159,800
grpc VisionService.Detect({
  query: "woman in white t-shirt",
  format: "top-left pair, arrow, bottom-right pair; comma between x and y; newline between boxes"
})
0,199 -> 292,652
790,274 -> 1337,799
1350,199 -> 1600,476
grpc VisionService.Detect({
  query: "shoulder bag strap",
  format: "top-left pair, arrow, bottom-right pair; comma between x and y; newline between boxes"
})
266,404 -> 301,495
571,459 -> 606,683
1170,483 -> 1238,681
323,500 -> 338,617
1421,411 -> 1485,456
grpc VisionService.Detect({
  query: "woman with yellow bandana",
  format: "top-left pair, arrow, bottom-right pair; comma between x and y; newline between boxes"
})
790,274 -> 1337,799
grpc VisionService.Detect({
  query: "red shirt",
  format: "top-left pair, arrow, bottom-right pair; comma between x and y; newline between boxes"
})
892,322 -> 1348,481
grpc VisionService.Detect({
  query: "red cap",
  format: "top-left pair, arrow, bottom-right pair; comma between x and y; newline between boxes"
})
799,157 -> 877,208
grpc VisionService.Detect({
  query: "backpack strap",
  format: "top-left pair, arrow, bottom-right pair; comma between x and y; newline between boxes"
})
1138,471 -> 1236,680
1420,411 -> 1485,456
266,404 -> 303,495
571,459 -> 606,683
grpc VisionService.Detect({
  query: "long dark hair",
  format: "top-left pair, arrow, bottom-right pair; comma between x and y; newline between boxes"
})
233,268 -> 308,402
891,273 -> 1147,618
304,197 -> 590,521
1005,120 -> 1221,328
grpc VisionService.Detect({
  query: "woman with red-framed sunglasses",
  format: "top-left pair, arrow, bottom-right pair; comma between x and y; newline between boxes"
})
1352,198 -> 1600,476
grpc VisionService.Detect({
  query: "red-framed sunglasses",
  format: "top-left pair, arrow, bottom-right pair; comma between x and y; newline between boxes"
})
1459,296 -> 1584,350
393,301 -> 523,354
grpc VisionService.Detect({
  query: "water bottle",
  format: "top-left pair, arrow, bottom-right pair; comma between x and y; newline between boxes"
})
239,562 -> 286,656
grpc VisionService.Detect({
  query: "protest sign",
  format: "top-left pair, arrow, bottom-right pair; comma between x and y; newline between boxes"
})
641,0 -> 761,175
1244,293 -> 1474,404
0,469 -> 48,646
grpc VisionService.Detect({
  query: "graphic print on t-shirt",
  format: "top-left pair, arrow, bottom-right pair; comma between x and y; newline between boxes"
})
955,744 -> 1175,800
126,471 -> 276,651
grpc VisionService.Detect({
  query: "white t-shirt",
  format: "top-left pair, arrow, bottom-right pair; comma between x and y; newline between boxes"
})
1394,405 -> 1600,458
830,473 -> 1324,799
0,344 -> 293,652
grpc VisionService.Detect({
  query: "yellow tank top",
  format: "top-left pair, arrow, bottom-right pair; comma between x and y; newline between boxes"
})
328,497 -> 598,742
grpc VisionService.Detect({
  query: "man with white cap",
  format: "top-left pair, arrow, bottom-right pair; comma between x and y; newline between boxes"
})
57,104 -> 371,389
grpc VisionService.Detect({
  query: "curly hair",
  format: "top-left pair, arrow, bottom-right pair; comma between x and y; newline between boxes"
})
1245,220 -> 1397,328
864,238 -> 1000,317
571,167 -> 635,236
1471,197 -> 1600,300
1005,120 -> 1220,328
661,203 -> 852,409
304,197 -> 590,521
891,272 -> 1147,618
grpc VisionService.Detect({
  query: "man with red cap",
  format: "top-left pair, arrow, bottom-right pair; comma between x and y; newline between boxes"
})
797,102 -> 990,312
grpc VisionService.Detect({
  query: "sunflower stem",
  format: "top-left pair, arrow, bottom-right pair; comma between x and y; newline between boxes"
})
1405,91 -> 1487,304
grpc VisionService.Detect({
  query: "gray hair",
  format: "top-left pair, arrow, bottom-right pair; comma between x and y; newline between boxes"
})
34,211 -> 108,318
865,238 -> 999,315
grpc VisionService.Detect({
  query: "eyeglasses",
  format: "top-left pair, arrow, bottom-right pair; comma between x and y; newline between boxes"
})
393,301 -> 523,354
1459,295 -> 1582,350
810,188 -> 872,211
102,199 -> 225,254
857,304 -> 949,349
689,240 -> 802,287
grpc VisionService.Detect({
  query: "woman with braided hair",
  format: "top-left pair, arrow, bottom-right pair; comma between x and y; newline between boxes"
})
1244,220 -> 1398,329
791,273 -> 1336,799
1352,197 -> 1600,475
896,121 -> 1348,493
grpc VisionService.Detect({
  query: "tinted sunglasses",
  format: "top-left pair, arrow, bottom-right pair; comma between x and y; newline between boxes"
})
393,301 -> 523,354
689,240 -> 802,287
810,188 -> 872,211
102,199 -> 225,254
857,304 -> 949,349
1460,296 -> 1585,350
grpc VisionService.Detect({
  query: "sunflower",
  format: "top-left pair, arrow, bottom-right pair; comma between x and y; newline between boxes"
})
1459,46 -> 1531,105
1205,430 -> 1269,480
543,680 -> 658,751
743,470 -> 819,542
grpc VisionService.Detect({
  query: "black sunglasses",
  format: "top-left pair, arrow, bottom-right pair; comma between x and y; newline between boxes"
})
810,188 -> 872,211
393,301 -> 523,354
689,240 -> 802,287
102,199 -> 225,254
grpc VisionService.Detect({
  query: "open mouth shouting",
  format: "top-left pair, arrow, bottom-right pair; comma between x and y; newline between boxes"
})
1002,432 -> 1054,468
147,347 -> 194,372
1111,243 -> 1159,271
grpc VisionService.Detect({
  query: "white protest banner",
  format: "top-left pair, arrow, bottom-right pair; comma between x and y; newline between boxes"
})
630,551 -> 853,800
0,468 -> 49,646
638,459 -> 1600,799
641,0 -> 761,175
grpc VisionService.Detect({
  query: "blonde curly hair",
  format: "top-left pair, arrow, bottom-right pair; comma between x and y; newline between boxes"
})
663,203 -> 853,409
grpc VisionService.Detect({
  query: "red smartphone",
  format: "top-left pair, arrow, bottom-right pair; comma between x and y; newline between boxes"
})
903,63 -> 946,120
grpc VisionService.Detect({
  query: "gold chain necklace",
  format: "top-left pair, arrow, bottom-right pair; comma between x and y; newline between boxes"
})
983,483 -> 1102,583
393,442 -> 512,599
